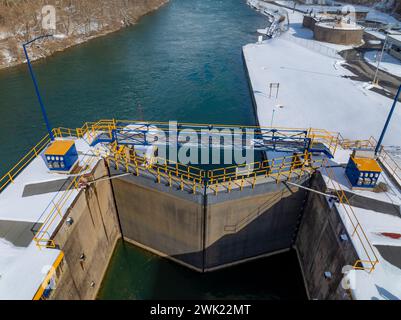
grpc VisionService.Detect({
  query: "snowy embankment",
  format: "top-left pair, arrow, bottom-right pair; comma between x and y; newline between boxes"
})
321,163 -> 401,300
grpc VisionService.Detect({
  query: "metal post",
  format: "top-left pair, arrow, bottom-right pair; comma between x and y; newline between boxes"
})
270,109 -> 275,127
375,85 -> 401,155
23,35 -> 55,141
373,34 -> 388,86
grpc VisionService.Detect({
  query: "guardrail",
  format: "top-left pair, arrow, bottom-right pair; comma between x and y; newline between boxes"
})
207,151 -> 324,192
323,163 -> 379,273
0,120 -> 341,199
106,148 -> 323,196
106,148 -> 204,195
0,134 -> 51,193
34,151 -> 100,248
338,135 -> 401,187
281,32 -> 341,59
2,120 -> 400,259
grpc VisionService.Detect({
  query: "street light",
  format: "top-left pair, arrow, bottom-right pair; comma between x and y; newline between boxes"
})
23,34 -> 57,141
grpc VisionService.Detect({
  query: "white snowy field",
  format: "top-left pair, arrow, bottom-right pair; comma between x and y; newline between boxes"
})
243,38 -> 401,147
0,136 -> 103,300
245,1 -> 401,147
321,160 -> 401,300
0,239 -> 62,300
365,50 -> 401,78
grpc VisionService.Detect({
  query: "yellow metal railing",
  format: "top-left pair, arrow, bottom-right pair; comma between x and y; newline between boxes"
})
105,145 -> 205,194
2,120 -> 399,260
103,144 -> 326,196
338,135 -> 401,187
59,119 -> 343,151
323,162 -> 379,273
1,120 -> 336,199
206,151 -> 324,193
0,134 -> 51,194
33,152 -> 99,248
308,128 -> 341,156
338,134 -> 376,150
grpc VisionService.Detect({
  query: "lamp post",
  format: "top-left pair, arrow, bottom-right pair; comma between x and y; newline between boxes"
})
23,34 -> 55,141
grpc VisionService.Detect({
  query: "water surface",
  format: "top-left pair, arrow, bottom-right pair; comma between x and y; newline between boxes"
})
98,240 -> 306,300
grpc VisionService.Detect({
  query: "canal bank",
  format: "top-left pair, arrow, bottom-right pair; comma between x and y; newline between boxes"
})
0,0 -> 169,70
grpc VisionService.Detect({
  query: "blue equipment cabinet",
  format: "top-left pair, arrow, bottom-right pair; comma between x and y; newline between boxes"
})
44,140 -> 78,172
345,156 -> 382,189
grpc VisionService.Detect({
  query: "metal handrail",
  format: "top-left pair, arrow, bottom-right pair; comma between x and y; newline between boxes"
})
0,134 -> 51,193
1,121 -> 398,260
34,152 -> 99,248
323,162 -> 379,273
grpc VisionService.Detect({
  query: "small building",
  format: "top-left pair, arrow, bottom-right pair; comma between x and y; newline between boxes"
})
314,20 -> 364,45
387,34 -> 401,61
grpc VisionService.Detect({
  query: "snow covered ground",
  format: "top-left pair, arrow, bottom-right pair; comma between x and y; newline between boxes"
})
276,1 -> 400,27
243,39 -> 401,146
365,50 -> 401,78
246,1 -> 401,300
244,1 -> 401,148
321,151 -> 401,300
0,136 -> 103,300
0,239 -> 62,300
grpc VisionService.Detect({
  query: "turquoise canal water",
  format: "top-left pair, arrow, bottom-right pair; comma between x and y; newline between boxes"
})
0,0 -> 264,174
0,0 -> 306,299
98,240 -> 306,300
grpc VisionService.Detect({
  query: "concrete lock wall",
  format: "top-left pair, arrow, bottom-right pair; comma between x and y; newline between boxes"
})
47,160 -> 361,299
111,174 -> 205,271
314,24 -> 363,45
204,177 -> 309,271
51,160 -> 121,300
110,172 -> 309,272
295,172 -> 359,300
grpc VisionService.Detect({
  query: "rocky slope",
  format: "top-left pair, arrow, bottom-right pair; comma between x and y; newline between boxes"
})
0,0 -> 168,69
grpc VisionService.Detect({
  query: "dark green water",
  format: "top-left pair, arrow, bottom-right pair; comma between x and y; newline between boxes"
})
98,240 -> 306,300
0,0 -> 306,299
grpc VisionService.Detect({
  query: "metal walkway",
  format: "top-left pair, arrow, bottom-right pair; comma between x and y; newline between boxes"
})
89,121 -> 337,158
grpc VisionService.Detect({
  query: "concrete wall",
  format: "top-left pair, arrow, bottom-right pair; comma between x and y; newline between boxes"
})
204,177 -> 308,271
389,48 -> 401,62
51,160 -> 121,300
295,172 -> 359,300
303,15 -> 317,30
111,174 -> 205,271
110,170 -> 309,272
314,24 -> 363,45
